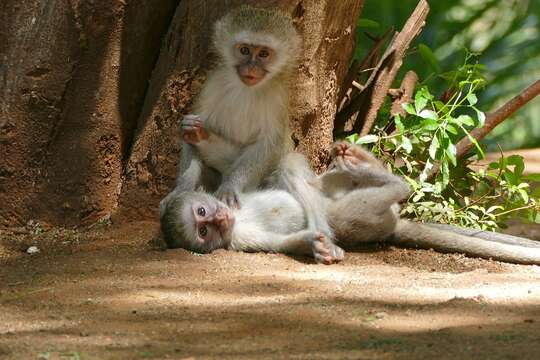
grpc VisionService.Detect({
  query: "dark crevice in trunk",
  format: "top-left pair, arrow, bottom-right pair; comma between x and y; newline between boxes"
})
118,0 -> 181,162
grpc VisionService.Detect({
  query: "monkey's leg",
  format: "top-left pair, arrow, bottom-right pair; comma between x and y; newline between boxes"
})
393,220 -> 540,265
275,153 -> 335,239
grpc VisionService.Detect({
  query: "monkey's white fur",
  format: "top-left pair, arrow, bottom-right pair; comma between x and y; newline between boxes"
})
229,190 -> 308,252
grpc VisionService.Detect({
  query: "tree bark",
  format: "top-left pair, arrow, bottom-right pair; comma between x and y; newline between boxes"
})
0,0 -> 364,227
0,0 -> 178,226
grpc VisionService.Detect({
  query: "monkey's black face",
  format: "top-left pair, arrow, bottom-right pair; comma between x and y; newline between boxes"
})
188,198 -> 235,252
234,43 -> 274,86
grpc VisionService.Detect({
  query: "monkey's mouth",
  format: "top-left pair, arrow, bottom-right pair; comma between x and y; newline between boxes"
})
240,74 -> 263,86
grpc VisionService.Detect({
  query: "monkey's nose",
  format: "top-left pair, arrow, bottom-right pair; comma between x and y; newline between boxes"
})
214,208 -> 235,231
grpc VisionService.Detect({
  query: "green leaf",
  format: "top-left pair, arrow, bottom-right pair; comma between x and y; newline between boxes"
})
446,124 -> 458,135
401,136 -> 413,154
456,115 -> 475,127
475,109 -> 486,126
467,93 -> 478,105
415,92 -> 428,113
357,18 -> 380,28
394,114 -> 405,133
346,133 -> 359,144
417,85 -> 434,100
506,155 -> 525,178
402,103 -> 416,115
418,43 -> 440,73
418,110 -> 438,120
428,136 -> 439,159
503,170 -> 517,185
446,142 -> 457,166
518,189 -> 529,203
356,134 -> 379,144
434,101 -> 447,114
412,192 -> 424,202
421,119 -> 439,131
440,160 -> 450,189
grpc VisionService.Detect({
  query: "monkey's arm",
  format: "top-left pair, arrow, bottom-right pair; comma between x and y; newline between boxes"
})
175,142 -> 204,191
159,143 -> 206,219
217,135 -> 284,206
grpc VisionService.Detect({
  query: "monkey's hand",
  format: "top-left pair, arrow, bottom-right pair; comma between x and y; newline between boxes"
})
312,233 -> 345,265
215,184 -> 241,209
181,114 -> 209,144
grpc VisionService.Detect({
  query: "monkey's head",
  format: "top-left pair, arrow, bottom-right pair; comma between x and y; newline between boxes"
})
214,5 -> 301,88
161,191 -> 235,253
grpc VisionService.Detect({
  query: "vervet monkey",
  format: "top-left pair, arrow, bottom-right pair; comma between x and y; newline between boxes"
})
161,5 -> 301,210
162,151 -> 345,264
161,143 -> 540,265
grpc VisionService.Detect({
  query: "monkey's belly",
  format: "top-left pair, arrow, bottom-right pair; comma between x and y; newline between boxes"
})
197,141 -> 242,174
239,190 -> 306,234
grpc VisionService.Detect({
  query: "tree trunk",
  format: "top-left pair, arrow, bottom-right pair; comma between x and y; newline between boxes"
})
0,0 -> 364,227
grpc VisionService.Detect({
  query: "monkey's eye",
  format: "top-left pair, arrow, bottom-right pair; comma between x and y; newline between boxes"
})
197,207 -> 206,216
198,225 -> 208,237
258,49 -> 270,58
240,46 -> 250,55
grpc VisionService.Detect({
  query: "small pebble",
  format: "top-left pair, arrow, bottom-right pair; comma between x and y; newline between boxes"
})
26,246 -> 40,255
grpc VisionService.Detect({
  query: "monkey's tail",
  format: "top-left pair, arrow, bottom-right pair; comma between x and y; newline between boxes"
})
392,219 -> 540,265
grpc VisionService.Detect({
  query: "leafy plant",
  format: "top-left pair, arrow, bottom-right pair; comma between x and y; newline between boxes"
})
346,54 -> 540,230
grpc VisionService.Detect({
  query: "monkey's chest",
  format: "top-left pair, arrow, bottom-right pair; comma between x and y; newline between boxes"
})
240,191 -> 306,234
197,138 -> 242,174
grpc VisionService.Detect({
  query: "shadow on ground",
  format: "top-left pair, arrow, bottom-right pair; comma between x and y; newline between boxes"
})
1,221 -> 540,359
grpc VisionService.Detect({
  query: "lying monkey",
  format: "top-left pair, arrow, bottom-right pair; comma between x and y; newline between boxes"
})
161,143 -> 540,265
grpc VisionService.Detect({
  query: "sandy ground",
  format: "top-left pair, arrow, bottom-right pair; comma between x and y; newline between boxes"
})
1,221 -> 540,360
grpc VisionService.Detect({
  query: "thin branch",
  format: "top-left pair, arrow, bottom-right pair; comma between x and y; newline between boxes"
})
358,0 -> 430,136
455,79 -> 540,158
334,27 -> 394,135
390,70 -> 418,117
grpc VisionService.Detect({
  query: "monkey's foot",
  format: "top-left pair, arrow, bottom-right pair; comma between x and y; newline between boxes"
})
330,142 -> 379,171
312,232 -> 345,265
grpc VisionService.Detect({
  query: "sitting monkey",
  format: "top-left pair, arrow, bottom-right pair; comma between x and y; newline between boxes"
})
161,143 -> 540,265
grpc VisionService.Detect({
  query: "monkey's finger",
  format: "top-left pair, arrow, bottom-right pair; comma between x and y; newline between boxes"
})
314,246 -> 330,258
183,133 -> 201,145
183,114 -> 202,121
181,126 -> 198,132
219,192 -> 241,209
181,119 -> 203,127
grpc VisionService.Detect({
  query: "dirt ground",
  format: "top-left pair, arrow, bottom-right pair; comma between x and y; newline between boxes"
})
1,220 -> 540,360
